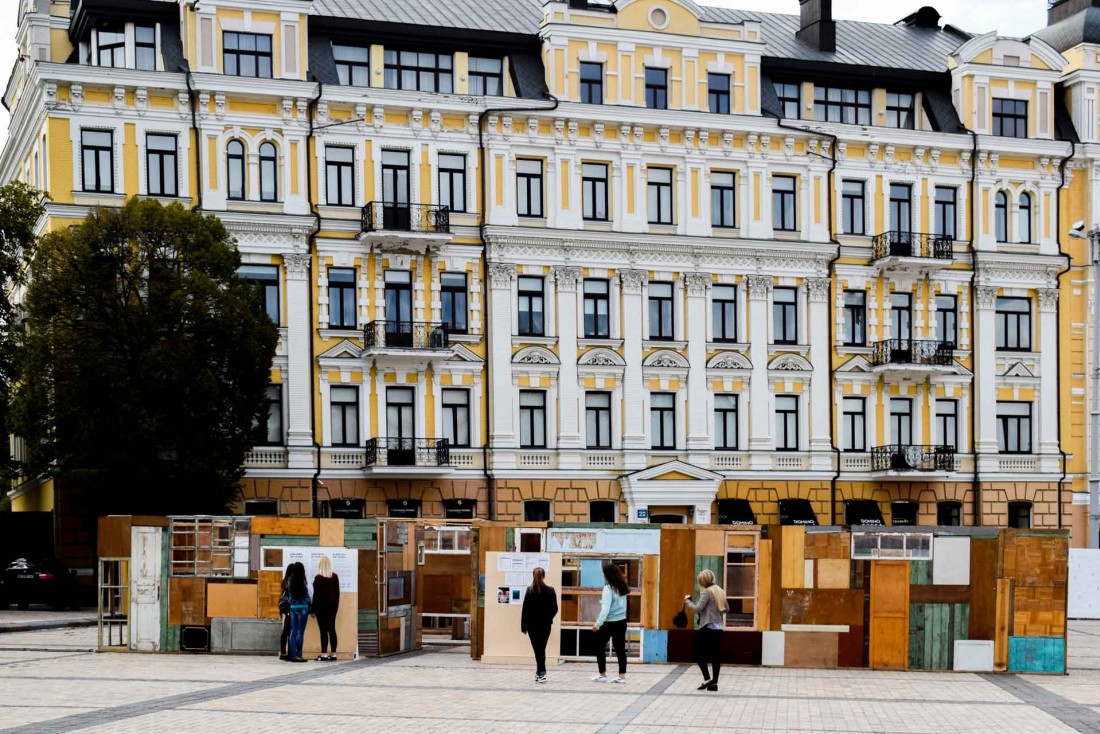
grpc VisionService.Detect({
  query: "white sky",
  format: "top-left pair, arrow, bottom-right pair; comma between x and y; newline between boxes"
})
0,0 -> 1051,150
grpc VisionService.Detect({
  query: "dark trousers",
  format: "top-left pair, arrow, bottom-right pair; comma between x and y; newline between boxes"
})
280,614 -> 291,656
695,626 -> 723,683
528,625 -> 551,675
596,619 -> 627,676
316,610 -> 338,654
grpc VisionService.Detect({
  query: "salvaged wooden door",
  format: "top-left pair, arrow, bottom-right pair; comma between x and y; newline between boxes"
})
869,560 -> 909,669
129,527 -> 163,652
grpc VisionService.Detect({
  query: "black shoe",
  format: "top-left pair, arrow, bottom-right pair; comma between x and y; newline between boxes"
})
697,680 -> 711,690
279,654 -> 288,661
705,683 -> 718,691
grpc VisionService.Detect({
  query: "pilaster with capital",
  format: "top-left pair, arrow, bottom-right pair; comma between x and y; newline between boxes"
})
684,273 -> 712,453
620,269 -> 647,460
283,251 -> 314,467
974,285 -> 999,454
806,278 -> 832,462
747,275 -> 773,463
555,266 -> 583,456
1038,287 -> 1060,454
489,262 -> 518,450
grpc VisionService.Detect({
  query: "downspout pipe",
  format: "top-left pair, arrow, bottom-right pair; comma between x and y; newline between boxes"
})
307,81 -> 324,517
1055,141 -> 1077,529
181,62 -> 203,212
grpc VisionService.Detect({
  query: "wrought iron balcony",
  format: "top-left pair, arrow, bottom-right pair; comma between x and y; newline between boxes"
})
362,202 -> 450,234
363,321 -> 449,351
871,339 -> 954,368
365,438 -> 451,467
871,231 -> 954,262
871,445 -> 956,473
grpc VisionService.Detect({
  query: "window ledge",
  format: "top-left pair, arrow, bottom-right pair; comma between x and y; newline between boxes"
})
838,346 -> 874,356
644,340 -> 687,350
227,201 -> 285,214
449,333 -> 482,344
708,342 -> 750,352
512,335 -> 557,347
578,338 -> 624,349
71,191 -> 125,207
647,224 -> 677,235
137,194 -> 192,205
318,205 -> 360,219
768,344 -> 810,356
319,328 -> 361,341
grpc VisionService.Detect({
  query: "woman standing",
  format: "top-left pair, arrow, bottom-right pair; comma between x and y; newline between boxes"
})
278,563 -> 293,660
591,562 -> 629,684
520,567 -> 558,683
683,569 -> 728,691
312,556 -> 341,661
286,562 -> 311,663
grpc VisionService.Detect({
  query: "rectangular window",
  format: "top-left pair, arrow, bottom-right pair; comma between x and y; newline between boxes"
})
263,385 -> 283,445
586,392 -> 612,449
934,187 -> 957,239
712,285 -> 737,342
582,163 -> 609,221
97,28 -> 125,67
1008,502 -> 1032,529
519,391 -> 547,448
936,295 -> 958,346
517,276 -> 545,337
774,82 -> 800,119
714,394 -> 738,450
936,399 -> 958,450
580,62 -> 603,104
81,130 -> 114,193
325,146 -> 355,206
843,290 -> 866,346
890,398 -> 913,446
438,154 -> 467,213
135,26 -> 157,71
650,393 -> 675,449
645,67 -> 668,109
776,396 -> 799,451
647,167 -> 674,224
996,297 -> 1032,351
772,175 -> 797,231
886,92 -> 915,129
469,57 -> 503,96
813,86 -> 871,125
890,183 -> 912,234
146,134 -> 177,197
441,273 -> 468,334
223,32 -> 273,78
891,293 -> 912,341
442,389 -> 470,448
711,171 -> 736,228
590,500 -> 617,523
993,98 -> 1028,138
328,268 -> 357,329
938,501 -> 962,527
516,159 -> 544,217
708,73 -> 731,114
330,386 -> 359,447
773,286 -> 798,344
239,264 -> 280,324
583,279 -> 610,338
841,397 -> 866,451
334,45 -> 370,86
997,402 -> 1032,454
648,282 -> 673,340
383,49 -> 453,93
841,180 -> 865,235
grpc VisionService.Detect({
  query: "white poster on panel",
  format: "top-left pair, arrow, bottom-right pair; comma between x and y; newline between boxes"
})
545,528 -> 660,555
1069,549 -> 1100,619
261,546 -> 358,595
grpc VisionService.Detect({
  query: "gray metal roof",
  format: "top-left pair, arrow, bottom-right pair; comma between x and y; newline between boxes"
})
1033,7 -> 1100,52
309,0 -> 544,36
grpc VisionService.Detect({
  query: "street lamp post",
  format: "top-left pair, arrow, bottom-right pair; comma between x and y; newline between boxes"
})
1071,222 -> 1100,549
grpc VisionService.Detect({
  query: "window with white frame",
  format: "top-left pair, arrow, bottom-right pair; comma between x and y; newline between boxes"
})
714,394 -> 738,450
81,130 -> 114,193
146,134 -> 177,197
841,397 -> 866,451
586,392 -> 612,449
330,386 -> 359,447
775,395 -> 799,451
650,393 -> 676,449
997,401 -> 1032,454
442,389 -> 471,448
519,390 -> 546,448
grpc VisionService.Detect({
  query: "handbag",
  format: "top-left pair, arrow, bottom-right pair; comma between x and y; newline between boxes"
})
672,609 -> 688,629
278,589 -> 290,616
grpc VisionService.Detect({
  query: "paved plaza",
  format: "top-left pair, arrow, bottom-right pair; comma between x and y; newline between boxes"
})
0,624 -> 1100,733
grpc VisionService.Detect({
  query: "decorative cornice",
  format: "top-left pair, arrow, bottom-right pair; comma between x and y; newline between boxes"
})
283,252 -> 310,279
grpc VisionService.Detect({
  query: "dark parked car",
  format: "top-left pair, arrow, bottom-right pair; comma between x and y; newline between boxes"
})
2,558 -> 80,610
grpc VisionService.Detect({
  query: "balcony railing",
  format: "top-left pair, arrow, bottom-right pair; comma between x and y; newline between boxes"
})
364,438 -> 451,467
871,445 -> 956,473
362,202 -> 450,234
871,231 -> 954,261
363,321 -> 449,350
871,339 -> 954,367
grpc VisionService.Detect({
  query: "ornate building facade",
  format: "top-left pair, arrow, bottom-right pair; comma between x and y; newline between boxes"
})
4,0 -> 1100,542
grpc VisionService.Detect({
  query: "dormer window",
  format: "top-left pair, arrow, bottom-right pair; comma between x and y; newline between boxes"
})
92,24 -> 158,71
469,57 -> 503,96
135,26 -> 156,70
97,28 -> 124,67
886,92 -> 915,129
224,32 -> 273,78
384,50 -> 453,93
334,45 -> 370,86
993,98 -> 1027,138
813,85 -> 871,125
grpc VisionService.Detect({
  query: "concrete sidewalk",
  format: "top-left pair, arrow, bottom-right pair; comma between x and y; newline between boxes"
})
0,609 -> 97,633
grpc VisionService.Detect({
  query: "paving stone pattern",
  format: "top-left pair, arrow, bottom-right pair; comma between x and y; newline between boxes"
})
3,625 -> 1100,732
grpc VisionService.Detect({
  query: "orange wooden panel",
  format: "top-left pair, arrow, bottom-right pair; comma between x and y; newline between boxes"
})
206,582 -> 259,619
319,519 -> 344,547
817,559 -> 850,589
757,539 -> 773,631
994,578 -> 1013,671
1013,585 -> 1066,637
780,527 -> 806,588
781,589 -> 864,626
969,537 -> 998,640
784,631 -> 840,668
643,554 -> 659,630
1014,536 -> 1068,588
695,529 -> 725,557
659,528 -> 696,630
250,517 -> 320,536
359,550 -> 378,610
257,570 -> 283,619
98,517 -> 132,558
804,531 -> 851,560
869,561 -> 909,670
768,526 -> 784,630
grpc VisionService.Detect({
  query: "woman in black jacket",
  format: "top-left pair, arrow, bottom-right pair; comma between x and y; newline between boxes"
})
520,567 -> 558,683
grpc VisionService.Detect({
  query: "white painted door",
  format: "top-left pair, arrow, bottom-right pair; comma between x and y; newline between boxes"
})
129,527 -> 162,651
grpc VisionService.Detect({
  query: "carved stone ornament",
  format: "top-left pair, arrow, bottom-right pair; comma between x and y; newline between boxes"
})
284,252 -> 310,279
515,349 -> 555,364
806,278 -> 831,303
580,350 -> 622,366
488,263 -> 516,289
770,354 -> 810,371
1038,288 -> 1059,312
618,269 -> 647,294
746,275 -> 773,300
683,272 -> 712,297
647,352 -> 687,368
553,266 -> 582,292
974,285 -> 999,310
709,354 -> 750,370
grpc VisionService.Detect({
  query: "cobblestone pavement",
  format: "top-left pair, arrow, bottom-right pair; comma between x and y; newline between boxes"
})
2,624 -> 1100,733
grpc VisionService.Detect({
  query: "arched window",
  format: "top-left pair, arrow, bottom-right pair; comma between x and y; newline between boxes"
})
227,140 -> 246,201
1019,192 -> 1032,244
259,142 -> 278,202
994,191 -> 1008,243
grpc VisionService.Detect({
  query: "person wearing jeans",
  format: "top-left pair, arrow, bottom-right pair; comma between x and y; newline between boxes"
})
285,562 -> 311,663
591,562 -> 629,684
684,568 -> 728,691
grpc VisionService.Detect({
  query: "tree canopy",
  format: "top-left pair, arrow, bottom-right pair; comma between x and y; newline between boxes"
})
13,199 -> 278,515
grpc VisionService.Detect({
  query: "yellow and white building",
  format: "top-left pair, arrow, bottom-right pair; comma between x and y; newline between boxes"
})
4,0 -> 1100,544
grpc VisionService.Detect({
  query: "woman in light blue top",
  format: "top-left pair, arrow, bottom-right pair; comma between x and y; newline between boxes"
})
590,562 -> 629,683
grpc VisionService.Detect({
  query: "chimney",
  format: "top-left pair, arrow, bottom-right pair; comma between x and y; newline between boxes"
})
1049,0 -> 1100,25
797,0 -> 836,52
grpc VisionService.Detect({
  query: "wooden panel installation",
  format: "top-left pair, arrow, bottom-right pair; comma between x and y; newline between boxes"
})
1013,586 -> 1067,637
804,531 -> 850,560
817,559 -> 850,589
168,577 -> 207,626
256,570 -> 283,619
206,582 -> 259,618
1008,636 -> 1066,674
969,537 -> 999,641
780,527 -> 806,588
659,528 -> 696,630
869,561 -> 910,670
838,626 -> 866,667
643,554 -> 660,630
784,631 -> 840,668
250,517 -> 320,537
994,578 -> 1013,671
909,603 -> 969,671
757,539 -> 773,631
780,589 -> 864,627
910,585 -> 970,604
1014,535 -> 1068,588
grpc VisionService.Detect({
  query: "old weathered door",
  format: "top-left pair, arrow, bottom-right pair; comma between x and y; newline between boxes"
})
129,526 -> 163,651
869,560 -> 909,669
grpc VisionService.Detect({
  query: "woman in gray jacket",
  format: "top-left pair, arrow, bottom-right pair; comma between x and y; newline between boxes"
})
683,569 -> 727,691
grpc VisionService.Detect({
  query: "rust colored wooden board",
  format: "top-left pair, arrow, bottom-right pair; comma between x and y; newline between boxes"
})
1001,530 -> 1017,580
478,527 -> 510,554
817,559 -> 850,589
780,527 -> 806,588
206,582 -> 259,619
838,625 -> 866,668
757,539 -> 773,631
910,585 -> 970,604
805,531 -> 851,560
969,537 -> 998,641
768,527 -> 784,631
1013,536 -> 1068,588
250,517 -> 320,537
130,516 -> 169,528
643,554 -> 659,629
98,517 -> 132,558
869,561 -> 909,670
784,631 -> 840,668
319,519 -> 344,547
659,528 -> 696,630
358,550 -> 378,610
257,570 -> 283,619
1013,585 -> 1067,637
179,578 -> 207,626
780,589 -> 864,627
994,578 -> 1013,671
168,577 -> 185,625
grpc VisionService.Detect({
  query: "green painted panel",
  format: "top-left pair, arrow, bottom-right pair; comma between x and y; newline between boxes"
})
908,604 -> 925,670
358,609 -> 379,632
159,527 -> 170,653
910,603 -> 971,671
1009,636 -> 1066,673
260,535 -> 320,547
930,604 -> 951,670
909,561 -> 933,585
343,520 -> 378,548
164,624 -> 180,653
505,528 -> 515,552
694,556 -> 722,580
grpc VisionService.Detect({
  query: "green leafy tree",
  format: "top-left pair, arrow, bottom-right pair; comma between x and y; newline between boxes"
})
14,199 -> 278,515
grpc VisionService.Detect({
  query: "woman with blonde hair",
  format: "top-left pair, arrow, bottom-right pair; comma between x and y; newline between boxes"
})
683,568 -> 728,691
312,555 -> 340,661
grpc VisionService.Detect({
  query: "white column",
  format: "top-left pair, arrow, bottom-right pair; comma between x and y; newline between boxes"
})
284,252 -> 315,470
685,273 -> 711,460
1038,288 -> 1060,457
807,278 -> 833,469
555,266 -> 583,467
488,263 -> 517,465
975,286 -> 999,459
620,270 -> 647,468
747,275 -> 773,469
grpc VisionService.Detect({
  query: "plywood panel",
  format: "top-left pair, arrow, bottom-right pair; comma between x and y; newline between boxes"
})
643,554 -> 659,630
817,559 -> 849,589
994,578 -> 1013,671
659,528 -> 696,630
1013,586 -> 1066,637
910,585 -> 970,604
359,550 -> 378,610
257,570 -> 283,619
869,561 -> 909,670
769,528 -> 784,631
1014,536 -> 1068,588
804,531 -> 850,560
969,537 -> 999,640
206,582 -> 259,619
319,519 -> 344,548
302,592 -> 359,658
98,516 -> 132,558
784,631 -> 839,668
168,577 -> 207,626
694,529 -> 724,558
781,589 -> 864,627
780,527 -> 806,589
757,539 -> 772,631
251,517 -> 320,537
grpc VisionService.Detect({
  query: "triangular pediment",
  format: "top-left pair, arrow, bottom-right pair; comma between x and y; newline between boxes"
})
622,460 -> 723,482
837,356 -> 873,373
318,340 -> 362,359
448,344 -> 484,363
1003,361 -> 1035,378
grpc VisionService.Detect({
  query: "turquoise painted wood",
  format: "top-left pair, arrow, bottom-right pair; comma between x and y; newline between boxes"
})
642,630 -> 668,663
1009,636 -> 1066,674
580,559 -> 605,588
260,534 -> 320,547
342,519 -> 378,548
358,609 -> 379,632
910,561 -> 933,585
694,556 -> 723,581
909,603 -> 970,670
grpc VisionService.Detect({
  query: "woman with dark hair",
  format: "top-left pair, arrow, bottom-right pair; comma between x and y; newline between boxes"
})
591,562 -> 629,684
286,562 -> 311,663
521,566 -> 558,683
277,563 -> 296,660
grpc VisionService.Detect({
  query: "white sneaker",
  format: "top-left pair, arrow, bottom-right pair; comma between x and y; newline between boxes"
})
611,677 -> 626,684
592,675 -> 607,682
536,675 -> 548,683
